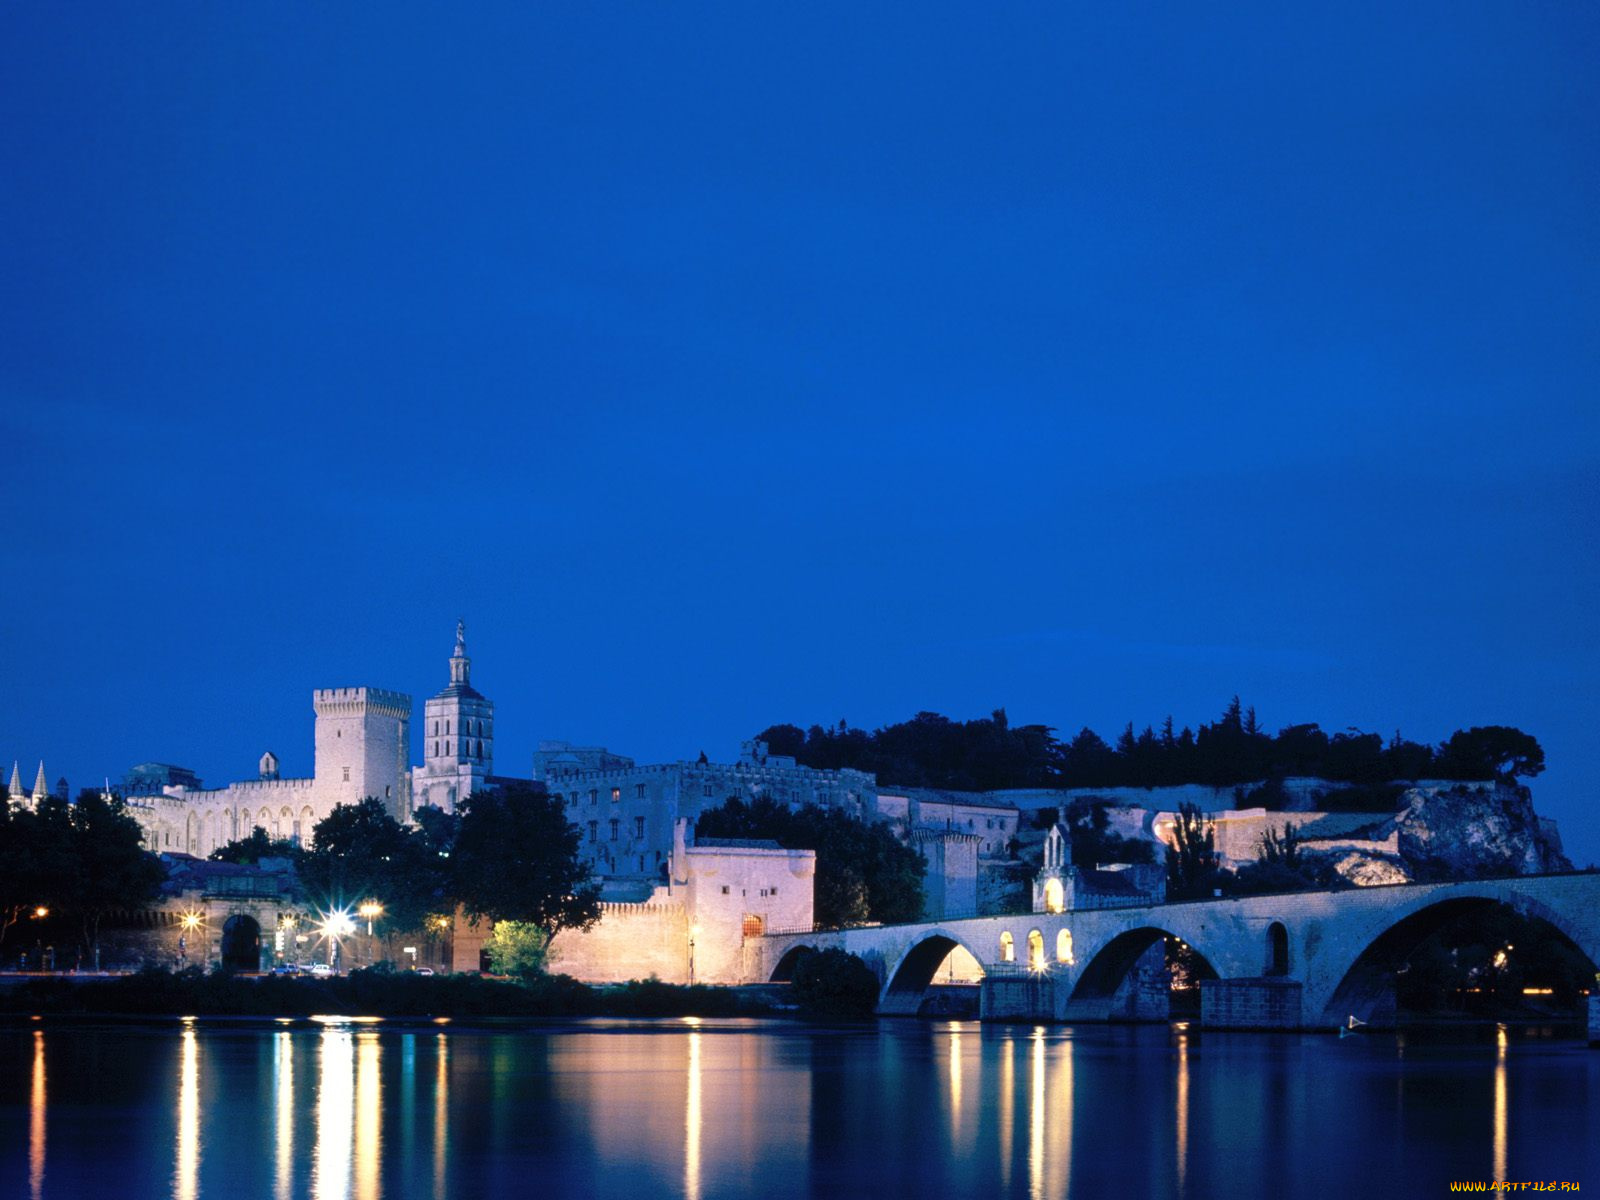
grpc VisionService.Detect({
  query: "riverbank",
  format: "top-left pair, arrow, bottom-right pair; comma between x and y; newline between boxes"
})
0,966 -> 787,1019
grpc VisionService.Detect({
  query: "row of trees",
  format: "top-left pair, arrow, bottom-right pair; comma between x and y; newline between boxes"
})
758,701 -> 1545,793
0,791 -> 166,963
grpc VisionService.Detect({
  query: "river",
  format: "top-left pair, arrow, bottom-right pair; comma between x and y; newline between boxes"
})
1,1018 -> 1595,1199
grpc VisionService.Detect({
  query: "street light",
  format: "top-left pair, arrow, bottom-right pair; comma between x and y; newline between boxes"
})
34,907 -> 48,919
688,924 -> 701,984
320,909 -> 355,970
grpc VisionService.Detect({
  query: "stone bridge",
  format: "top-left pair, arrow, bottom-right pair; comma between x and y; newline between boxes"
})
751,873 -> 1600,1029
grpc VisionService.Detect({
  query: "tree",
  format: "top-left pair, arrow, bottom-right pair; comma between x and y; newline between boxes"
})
1165,803 -> 1224,901
790,947 -> 880,1016
1230,823 -> 1328,896
484,920 -> 549,980
0,802 -> 71,948
1437,726 -> 1546,781
1064,800 -> 1156,870
301,799 -> 447,933
696,798 -> 926,928
62,791 -> 165,964
209,826 -> 301,865
449,782 -> 600,933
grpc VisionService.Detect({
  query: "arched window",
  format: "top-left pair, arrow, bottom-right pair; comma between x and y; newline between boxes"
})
1043,877 -> 1065,914
1056,929 -> 1074,964
999,932 -> 1015,962
1267,922 -> 1289,976
1027,930 -> 1045,971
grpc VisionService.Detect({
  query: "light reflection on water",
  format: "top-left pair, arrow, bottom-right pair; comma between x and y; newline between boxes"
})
5,1019 -> 1597,1199
175,1026 -> 198,1200
274,1032 -> 293,1200
28,1031 -> 44,1200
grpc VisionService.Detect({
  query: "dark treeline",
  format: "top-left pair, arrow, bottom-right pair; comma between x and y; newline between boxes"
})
757,700 -> 1544,792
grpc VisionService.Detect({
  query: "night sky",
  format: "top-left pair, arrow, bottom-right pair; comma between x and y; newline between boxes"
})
3,6 -> 1596,862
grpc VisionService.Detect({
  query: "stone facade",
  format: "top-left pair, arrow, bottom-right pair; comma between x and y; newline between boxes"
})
129,686 -> 413,856
544,740 -> 873,880
875,790 -> 1019,858
455,820 -> 816,984
914,829 -> 981,919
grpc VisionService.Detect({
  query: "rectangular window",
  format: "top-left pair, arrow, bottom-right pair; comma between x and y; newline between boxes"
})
590,789 -> 598,805
703,784 -> 712,796
634,817 -> 645,838
720,885 -> 730,895
770,886 -> 778,896
587,821 -> 597,842
609,819 -> 619,841
342,767 -> 350,782
636,783 -> 646,798
611,787 -> 621,803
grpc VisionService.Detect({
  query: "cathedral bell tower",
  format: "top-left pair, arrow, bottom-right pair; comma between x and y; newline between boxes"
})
415,620 -> 494,815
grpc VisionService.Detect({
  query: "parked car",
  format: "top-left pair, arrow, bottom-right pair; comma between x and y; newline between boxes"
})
415,967 -> 435,977
309,963 -> 333,976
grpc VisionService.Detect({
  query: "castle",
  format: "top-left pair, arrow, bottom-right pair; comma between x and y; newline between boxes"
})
129,683 -> 413,855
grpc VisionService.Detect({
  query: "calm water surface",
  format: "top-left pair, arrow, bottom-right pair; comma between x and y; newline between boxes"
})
1,1018 -> 1595,1199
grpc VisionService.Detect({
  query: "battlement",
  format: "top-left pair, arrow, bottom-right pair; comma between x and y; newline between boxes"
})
312,687 -> 412,717
546,759 -> 875,787
127,777 -> 316,807
596,898 -> 686,916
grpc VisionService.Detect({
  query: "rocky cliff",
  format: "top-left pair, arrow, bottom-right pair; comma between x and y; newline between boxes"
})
1308,783 -> 1570,885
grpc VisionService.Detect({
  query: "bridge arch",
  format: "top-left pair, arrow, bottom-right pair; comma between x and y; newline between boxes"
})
1067,926 -> 1220,1018
1318,890 -> 1600,1026
881,931 -> 987,1014
769,944 -> 819,983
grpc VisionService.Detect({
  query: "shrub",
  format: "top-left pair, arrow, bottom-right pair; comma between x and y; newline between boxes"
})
790,948 -> 879,1017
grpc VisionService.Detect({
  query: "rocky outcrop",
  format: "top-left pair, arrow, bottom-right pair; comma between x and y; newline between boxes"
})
1300,783 -> 1569,886
1392,783 -> 1570,878
1327,851 -> 1411,887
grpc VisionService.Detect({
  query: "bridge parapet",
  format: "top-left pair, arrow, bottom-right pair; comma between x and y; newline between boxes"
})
751,873 -> 1600,1030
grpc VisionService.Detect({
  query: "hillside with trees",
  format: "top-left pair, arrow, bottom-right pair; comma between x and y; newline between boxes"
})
755,701 -> 1543,794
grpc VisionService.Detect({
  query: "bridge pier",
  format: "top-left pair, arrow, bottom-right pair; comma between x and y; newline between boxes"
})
1200,978 -> 1304,1030
979,970 -> 1064,1022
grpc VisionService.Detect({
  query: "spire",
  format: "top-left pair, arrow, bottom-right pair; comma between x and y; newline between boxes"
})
450,618 -> 470,687
7,762 -> 20,800
32,761 -> 48,805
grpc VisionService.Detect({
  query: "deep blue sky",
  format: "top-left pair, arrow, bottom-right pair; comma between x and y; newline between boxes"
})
3,6 -> 1596,861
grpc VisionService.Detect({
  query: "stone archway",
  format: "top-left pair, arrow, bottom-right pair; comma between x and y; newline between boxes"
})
1317,894 -> 1600,1027
1066,926 -> 1219,1021
770,944 -> 819,983
221,914 -> 262,972
881,932 -> 987,1015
